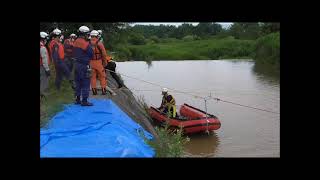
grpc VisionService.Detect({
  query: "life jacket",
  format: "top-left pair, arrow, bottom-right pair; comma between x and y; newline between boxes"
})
40,41 -> 50,66
91,40 -> 109,63
64,39 -> 74,57
92,43 -> 103,60
161,94 -> 176,118
72,37 -> 94,65
48,40 -> 55,61
51,40 -> 65,63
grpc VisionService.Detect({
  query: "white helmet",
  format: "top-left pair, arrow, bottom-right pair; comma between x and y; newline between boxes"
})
79,26 -> 90,33
60,35 -> 64,42
52,28 -> 62,36
70,33 -> 77,38
40,32 -> 49,39
90,30 -> 99,37
97,30 -> 102,38
162,88 -> 168,93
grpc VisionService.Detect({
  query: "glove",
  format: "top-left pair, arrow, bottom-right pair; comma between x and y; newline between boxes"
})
45,70 -> 51,77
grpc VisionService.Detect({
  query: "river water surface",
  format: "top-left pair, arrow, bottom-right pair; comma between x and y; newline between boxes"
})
117,60 -> 280,157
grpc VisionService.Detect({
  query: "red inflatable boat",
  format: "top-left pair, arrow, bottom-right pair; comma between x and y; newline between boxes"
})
149,104 -> 221,134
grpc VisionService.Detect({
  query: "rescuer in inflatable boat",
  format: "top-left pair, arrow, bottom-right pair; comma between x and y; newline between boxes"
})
159,88 -> 177,118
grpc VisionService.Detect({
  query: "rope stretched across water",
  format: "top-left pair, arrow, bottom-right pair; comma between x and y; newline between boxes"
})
106,69 -> 280,114
208,97 -> 279,114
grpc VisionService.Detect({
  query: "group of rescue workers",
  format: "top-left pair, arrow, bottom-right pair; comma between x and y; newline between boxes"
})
40,25 -> 177,117
40,25 -> 123,106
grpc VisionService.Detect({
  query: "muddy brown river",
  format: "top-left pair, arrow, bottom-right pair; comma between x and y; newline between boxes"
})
117,60 -> 280,157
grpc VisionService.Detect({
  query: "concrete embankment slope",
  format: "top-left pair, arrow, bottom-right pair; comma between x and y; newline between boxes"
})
95,70 -> 158,138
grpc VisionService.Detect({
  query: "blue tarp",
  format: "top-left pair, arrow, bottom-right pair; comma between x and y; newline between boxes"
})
40,99 -> 155,157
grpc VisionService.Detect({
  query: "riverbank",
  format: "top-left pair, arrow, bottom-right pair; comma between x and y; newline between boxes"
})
40,67 -> 191,157
113,33 -> 279,72
127,36 -> 255,61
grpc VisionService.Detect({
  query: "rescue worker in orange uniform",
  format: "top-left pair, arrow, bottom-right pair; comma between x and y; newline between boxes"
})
40,32 -> 50,98
89,30 -> 109,95
64,33 -> 77,72
47,32 -> 56,65
51,28 -> 74,90
64,33 -> 77,88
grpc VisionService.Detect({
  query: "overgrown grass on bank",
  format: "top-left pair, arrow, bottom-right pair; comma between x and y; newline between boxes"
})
254,32 -> 280,70
112,36 -> 255,61
127,36 -> 255,61
146,124 -> 190,157
113,33 -> 279,72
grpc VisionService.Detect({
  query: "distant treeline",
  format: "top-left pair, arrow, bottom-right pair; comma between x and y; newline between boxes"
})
40,22 -> 280,69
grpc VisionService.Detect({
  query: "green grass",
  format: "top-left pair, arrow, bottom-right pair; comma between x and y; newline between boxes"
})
40,65 -> 74,127
123,33 -> 279,72
128,36 -> 256,61
254,32 -> 280,70
141,123 -> 190,157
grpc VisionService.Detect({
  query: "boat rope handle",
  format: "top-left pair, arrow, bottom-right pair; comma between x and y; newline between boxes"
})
105,69 -> 280,115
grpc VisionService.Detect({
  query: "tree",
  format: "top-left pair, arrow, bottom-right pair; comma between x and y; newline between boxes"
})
128,33 -> 146,45
193,22 -> 223,38
260,23 -> 280,35
150,35 -> 160,43
229,22 -> 261,39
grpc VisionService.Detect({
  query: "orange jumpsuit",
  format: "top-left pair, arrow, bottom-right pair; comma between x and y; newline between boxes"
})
90,38 -> 109,89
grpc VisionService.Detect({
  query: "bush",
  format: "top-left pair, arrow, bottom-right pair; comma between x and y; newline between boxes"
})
128,33 -> 146,45
145,39 -> 155,44
127,36 -> 256,61
145,123 -> 190,157
182,35 -> 195,41
206,40 -> 255,60
128,46 -> 150,61
194,35 -> 201,40
114,45 -> 132,60
254,32 -> 280,67
149,35 -> 160,43
160,38 -> 178,43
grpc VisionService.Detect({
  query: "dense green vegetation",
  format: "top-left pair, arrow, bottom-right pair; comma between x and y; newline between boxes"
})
143,124 -> 190,157
40,23 -> 279,70
254,32 -> 280,69
128,36 -> 255,60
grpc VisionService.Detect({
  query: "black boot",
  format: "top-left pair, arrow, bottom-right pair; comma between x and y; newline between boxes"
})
111,72 -> 124,89
75,96 -> 81,105
101,88 -> 107,95
81,98 -> 93,106
92,88 -> 97,95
